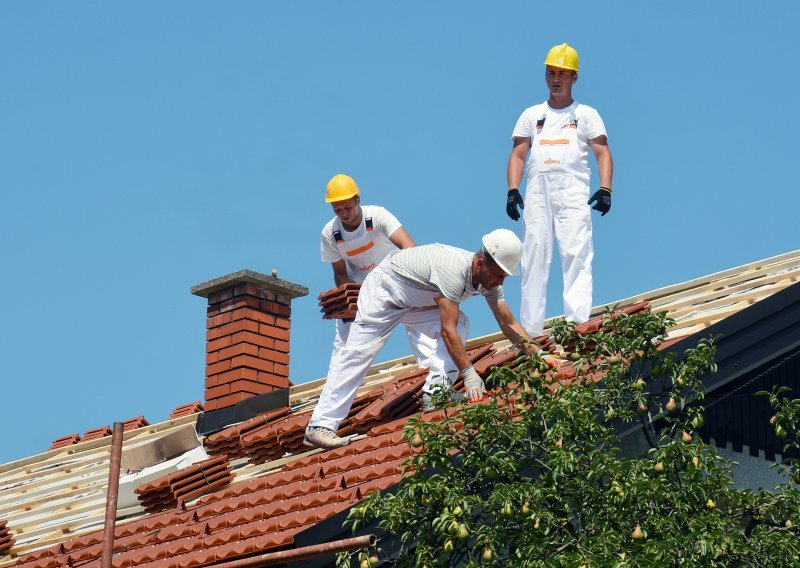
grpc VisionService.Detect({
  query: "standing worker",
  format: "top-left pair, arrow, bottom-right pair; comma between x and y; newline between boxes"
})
305,229 -> 539,450
505,43 -> 614,336
316,174 -> 468,448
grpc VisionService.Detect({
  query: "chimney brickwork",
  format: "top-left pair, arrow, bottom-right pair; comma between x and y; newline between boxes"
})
192,270 -> 308,411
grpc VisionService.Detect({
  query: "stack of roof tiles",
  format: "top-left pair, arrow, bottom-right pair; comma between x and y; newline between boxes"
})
48,433 -> 81,450
135,456 -> 233,514
169,401 -> 205,420
318,283 -> 360,320
82,426 -> 112,441
123,416 -> 151,431
204,406 -> 291,459
0,519 -> 14,556
47,416 -> 154,451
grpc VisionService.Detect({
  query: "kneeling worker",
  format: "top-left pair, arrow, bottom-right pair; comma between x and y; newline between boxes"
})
305,229 -> 537,449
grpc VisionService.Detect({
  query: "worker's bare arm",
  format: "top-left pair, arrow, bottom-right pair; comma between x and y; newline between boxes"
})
388,227 -> 415,250
507,137 -> 532,190
438,297 -> 471,371
486,298 -> 538,352
330,259 -> 352,287
589,135 -> 613,190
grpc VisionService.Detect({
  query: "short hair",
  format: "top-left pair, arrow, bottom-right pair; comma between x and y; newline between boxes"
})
480,248 -> 501,272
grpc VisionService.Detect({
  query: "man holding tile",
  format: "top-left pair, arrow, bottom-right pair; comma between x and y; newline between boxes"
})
305,229 -> 538,450
313,174 -> 469,449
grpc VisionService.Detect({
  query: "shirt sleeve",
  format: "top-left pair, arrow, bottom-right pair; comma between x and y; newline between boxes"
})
373,206 -> 403,239
582,106 -> 607,140
429,263 -> 469,303
511,108 -> 534,140
320,224 -> 342,263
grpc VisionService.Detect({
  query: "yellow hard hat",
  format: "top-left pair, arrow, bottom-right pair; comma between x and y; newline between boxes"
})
325,174 -> 360,203
544,43 -> 579,72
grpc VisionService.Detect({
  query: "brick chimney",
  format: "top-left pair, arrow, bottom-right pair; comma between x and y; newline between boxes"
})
191,270 -> 308,412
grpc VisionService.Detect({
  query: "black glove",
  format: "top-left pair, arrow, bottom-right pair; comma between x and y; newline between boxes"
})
588,187 -> 612,216
506,188 -> 524,221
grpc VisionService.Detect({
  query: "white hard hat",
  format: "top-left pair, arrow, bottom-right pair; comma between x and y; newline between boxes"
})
481,228 -> 522,276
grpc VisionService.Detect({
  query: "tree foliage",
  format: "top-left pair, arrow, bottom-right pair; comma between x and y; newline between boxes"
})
341,308 -> 800,567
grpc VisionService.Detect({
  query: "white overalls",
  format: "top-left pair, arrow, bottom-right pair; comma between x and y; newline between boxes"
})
311,253 -> 469,433
517,103 -> 601,336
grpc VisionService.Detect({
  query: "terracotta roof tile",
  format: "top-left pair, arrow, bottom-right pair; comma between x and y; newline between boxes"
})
122,416 -> 151,431
135,457 -> 233,513
319,283 -> 361,320
82,425 -> 113,441
573,300 -> 651,335
472,347 -> 518,375
169,402 -> 205,419
204,406 -> 291,459
465,342 -> 494,362
317,283 -> 360,302
48,432 -> 81,450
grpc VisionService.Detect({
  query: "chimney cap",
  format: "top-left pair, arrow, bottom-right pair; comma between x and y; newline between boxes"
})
191,269 -> 309,299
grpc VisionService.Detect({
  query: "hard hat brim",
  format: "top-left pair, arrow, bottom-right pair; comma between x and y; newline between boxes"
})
544,63 -> 578,72
325,191 -> 359,203
495,259 -> 519,277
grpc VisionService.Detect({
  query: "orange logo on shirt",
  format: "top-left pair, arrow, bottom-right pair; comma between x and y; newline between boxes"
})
544,158 -> 561,165
346,241 -> 375,257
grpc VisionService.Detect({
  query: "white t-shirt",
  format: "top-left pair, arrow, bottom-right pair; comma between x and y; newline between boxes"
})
320,205 -> 403,282
512,101 -> 606,185
390,244 -> 504,303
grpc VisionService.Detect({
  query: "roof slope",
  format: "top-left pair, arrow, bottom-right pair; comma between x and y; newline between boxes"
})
0,250 -> 798,567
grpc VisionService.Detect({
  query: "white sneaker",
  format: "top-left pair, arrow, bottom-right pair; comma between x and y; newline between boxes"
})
303,426 -> 350,449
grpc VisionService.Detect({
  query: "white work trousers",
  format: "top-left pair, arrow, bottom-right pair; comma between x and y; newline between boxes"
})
520,173 -> 593,336
325,318 -> 443,395
310,264 -> 468,432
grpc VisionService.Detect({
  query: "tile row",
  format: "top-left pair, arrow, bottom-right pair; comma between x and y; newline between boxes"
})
135,456 -> 233,514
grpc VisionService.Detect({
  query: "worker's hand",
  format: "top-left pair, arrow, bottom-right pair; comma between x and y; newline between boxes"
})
539,352 -> 560,369
462,365 -> 485,402
588,187 -> 612,216
521,343 -> 560,369
506,189 -> 524,221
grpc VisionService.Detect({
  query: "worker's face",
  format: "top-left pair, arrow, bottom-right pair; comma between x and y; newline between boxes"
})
331,195 -> 361,227
476,256 -> 508,290
545,66 -> 577,97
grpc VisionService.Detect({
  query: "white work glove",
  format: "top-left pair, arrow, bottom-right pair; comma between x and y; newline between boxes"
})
461,365 -> 484,402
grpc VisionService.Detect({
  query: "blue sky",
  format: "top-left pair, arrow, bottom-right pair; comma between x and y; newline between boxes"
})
1,2 -> 798,463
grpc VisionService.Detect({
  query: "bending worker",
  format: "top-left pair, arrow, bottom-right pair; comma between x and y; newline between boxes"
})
316,173 -> 468,446
505,43 -> 614,336
305,229 -> 536,450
